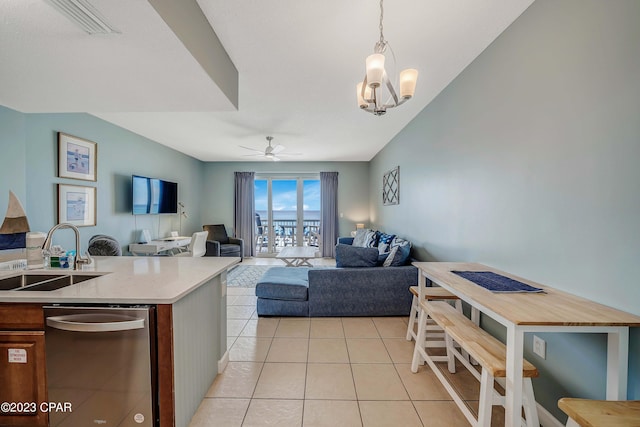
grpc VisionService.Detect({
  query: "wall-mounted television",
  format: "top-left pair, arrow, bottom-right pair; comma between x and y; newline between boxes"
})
132,175 -> 178,215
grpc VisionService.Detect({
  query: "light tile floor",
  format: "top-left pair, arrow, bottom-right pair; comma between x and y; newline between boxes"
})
188,257 -> 503,427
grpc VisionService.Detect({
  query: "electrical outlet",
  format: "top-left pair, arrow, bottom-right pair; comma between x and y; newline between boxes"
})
533,335 -> 546,359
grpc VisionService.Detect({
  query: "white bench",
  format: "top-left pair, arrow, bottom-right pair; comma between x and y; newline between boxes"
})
412,300 -> 540,427
558,398 -> 640,427
405,285 -> 462,344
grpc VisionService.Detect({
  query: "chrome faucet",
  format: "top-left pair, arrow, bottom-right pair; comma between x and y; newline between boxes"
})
42,223 -> 93,270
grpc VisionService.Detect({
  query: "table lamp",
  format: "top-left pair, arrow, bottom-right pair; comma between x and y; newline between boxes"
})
351,223 -> 366,237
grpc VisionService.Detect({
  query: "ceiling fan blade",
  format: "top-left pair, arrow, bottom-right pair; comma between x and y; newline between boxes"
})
239,145 -> 264,154
272,144 -> 285,154
242,153 -> 265,157
275,152 -> 302,157
272,156 -> 281,162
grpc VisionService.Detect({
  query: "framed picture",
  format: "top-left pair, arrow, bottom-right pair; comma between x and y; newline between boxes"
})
58,184 -> 96,227
58,132 -> 97,181
383,166 -> 400,205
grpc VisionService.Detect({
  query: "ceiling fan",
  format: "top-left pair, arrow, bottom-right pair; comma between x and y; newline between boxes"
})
240,136 -> 300,161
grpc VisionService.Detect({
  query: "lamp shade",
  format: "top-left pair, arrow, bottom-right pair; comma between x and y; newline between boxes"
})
399,69 -> 418,98
366,53 -> 385,88
356,82 -> 369,109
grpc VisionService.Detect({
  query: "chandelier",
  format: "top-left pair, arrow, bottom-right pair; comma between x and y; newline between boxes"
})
357,0 -> 418,116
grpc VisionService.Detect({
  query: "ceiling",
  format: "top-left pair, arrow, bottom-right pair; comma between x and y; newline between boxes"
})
0,0 -> 534,162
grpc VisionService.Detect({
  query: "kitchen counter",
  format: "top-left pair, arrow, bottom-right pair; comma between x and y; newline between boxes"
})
0,256 -> 240,304
0,255 -> 240,427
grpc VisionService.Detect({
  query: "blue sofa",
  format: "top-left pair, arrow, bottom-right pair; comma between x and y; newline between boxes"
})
256,235 -> 418,316
256,266 -> 417,317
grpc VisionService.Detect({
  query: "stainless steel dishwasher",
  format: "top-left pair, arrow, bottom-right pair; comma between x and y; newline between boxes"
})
44,306 -> 156,427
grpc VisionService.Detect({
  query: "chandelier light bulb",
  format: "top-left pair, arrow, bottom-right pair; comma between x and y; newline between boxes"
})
357,82 -> 369,109
399,69 -> 418,98
366,53 -> 385,88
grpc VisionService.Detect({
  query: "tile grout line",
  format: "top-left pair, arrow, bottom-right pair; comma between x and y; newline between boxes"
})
342,317 -> 367,427
242,316 -> 280,426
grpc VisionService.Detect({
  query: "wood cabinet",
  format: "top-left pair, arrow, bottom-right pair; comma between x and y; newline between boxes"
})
0,304 -> 44,330
0,304 -> 48,427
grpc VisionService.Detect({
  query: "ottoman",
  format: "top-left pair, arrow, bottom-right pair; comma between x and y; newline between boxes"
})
255,267 -> 310,316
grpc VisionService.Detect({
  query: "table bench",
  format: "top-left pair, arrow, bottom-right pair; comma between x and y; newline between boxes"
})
405,284 -> 461,345
412,300 -> 540,427
558,398 -> 640,427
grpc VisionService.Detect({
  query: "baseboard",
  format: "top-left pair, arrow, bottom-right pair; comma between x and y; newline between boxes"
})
537,402 -> 564,427
218,349 -> 229,373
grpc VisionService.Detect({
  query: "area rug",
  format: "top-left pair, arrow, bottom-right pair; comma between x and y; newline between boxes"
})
227,265 -> 273,287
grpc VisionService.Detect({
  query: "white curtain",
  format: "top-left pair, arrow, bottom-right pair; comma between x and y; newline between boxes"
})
234,172 -> 255,257
320,171 -> 338,258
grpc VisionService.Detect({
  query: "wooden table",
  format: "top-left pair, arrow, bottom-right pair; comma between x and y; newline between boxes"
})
276,246 -> 317,267
413,262 -> 640,427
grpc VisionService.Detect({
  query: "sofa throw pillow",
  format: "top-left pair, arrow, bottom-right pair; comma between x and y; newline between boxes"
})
390,237 -> 411,249
382,243 -> 411,267
335,244 -> 379,268
352,229 -> 379,248
377,252 -> 390,266
366,230 -> 380,248
351,228 -> 371,247
377,233 -> 396,254
382,246 -> 398,267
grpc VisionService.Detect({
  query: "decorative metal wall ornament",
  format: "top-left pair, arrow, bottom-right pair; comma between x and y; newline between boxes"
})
382,166 -> 400,205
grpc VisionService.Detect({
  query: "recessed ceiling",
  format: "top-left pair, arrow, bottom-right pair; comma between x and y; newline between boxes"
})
0,0 -> 535,162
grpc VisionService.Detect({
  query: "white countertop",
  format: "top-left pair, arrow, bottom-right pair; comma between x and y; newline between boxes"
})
0,256 -> 240,304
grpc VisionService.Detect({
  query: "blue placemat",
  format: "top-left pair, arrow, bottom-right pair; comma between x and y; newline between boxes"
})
451,271 -> 544,293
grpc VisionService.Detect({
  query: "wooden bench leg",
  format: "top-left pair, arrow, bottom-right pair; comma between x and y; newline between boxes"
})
453,299 -> 472,363
522,378 -> 540,427
477,369 -> 495,427
406,294 -> 419,341
444,332 -> 456,374
470,305 -> 480,365
411,308 -> 428,372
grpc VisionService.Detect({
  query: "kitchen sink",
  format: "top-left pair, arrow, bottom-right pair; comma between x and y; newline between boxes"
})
0,273 -> 104,291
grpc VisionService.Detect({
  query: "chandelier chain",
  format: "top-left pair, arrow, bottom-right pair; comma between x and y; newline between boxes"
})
378,0 -> 385,44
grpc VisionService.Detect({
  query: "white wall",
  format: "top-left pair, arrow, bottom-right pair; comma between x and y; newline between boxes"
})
370,0 -> 640,419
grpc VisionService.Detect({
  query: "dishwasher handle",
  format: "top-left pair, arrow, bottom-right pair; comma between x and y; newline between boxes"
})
46,313 -> 145,332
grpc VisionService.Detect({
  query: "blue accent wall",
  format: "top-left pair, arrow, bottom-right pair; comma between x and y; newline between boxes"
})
369,0 -> 640,421
0,107 -> 204,255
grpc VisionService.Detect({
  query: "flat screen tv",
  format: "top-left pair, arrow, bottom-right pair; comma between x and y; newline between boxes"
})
132,175 -> 178,215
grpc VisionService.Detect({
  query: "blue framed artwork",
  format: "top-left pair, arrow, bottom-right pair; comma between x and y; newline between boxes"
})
57,184 -> 96,227
58,132 -> 97,181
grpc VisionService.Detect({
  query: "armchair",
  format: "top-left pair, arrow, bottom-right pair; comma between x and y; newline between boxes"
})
203,224 -> 244,260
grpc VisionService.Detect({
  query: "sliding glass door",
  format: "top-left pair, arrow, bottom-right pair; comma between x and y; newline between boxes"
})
254,175 -> 320,255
